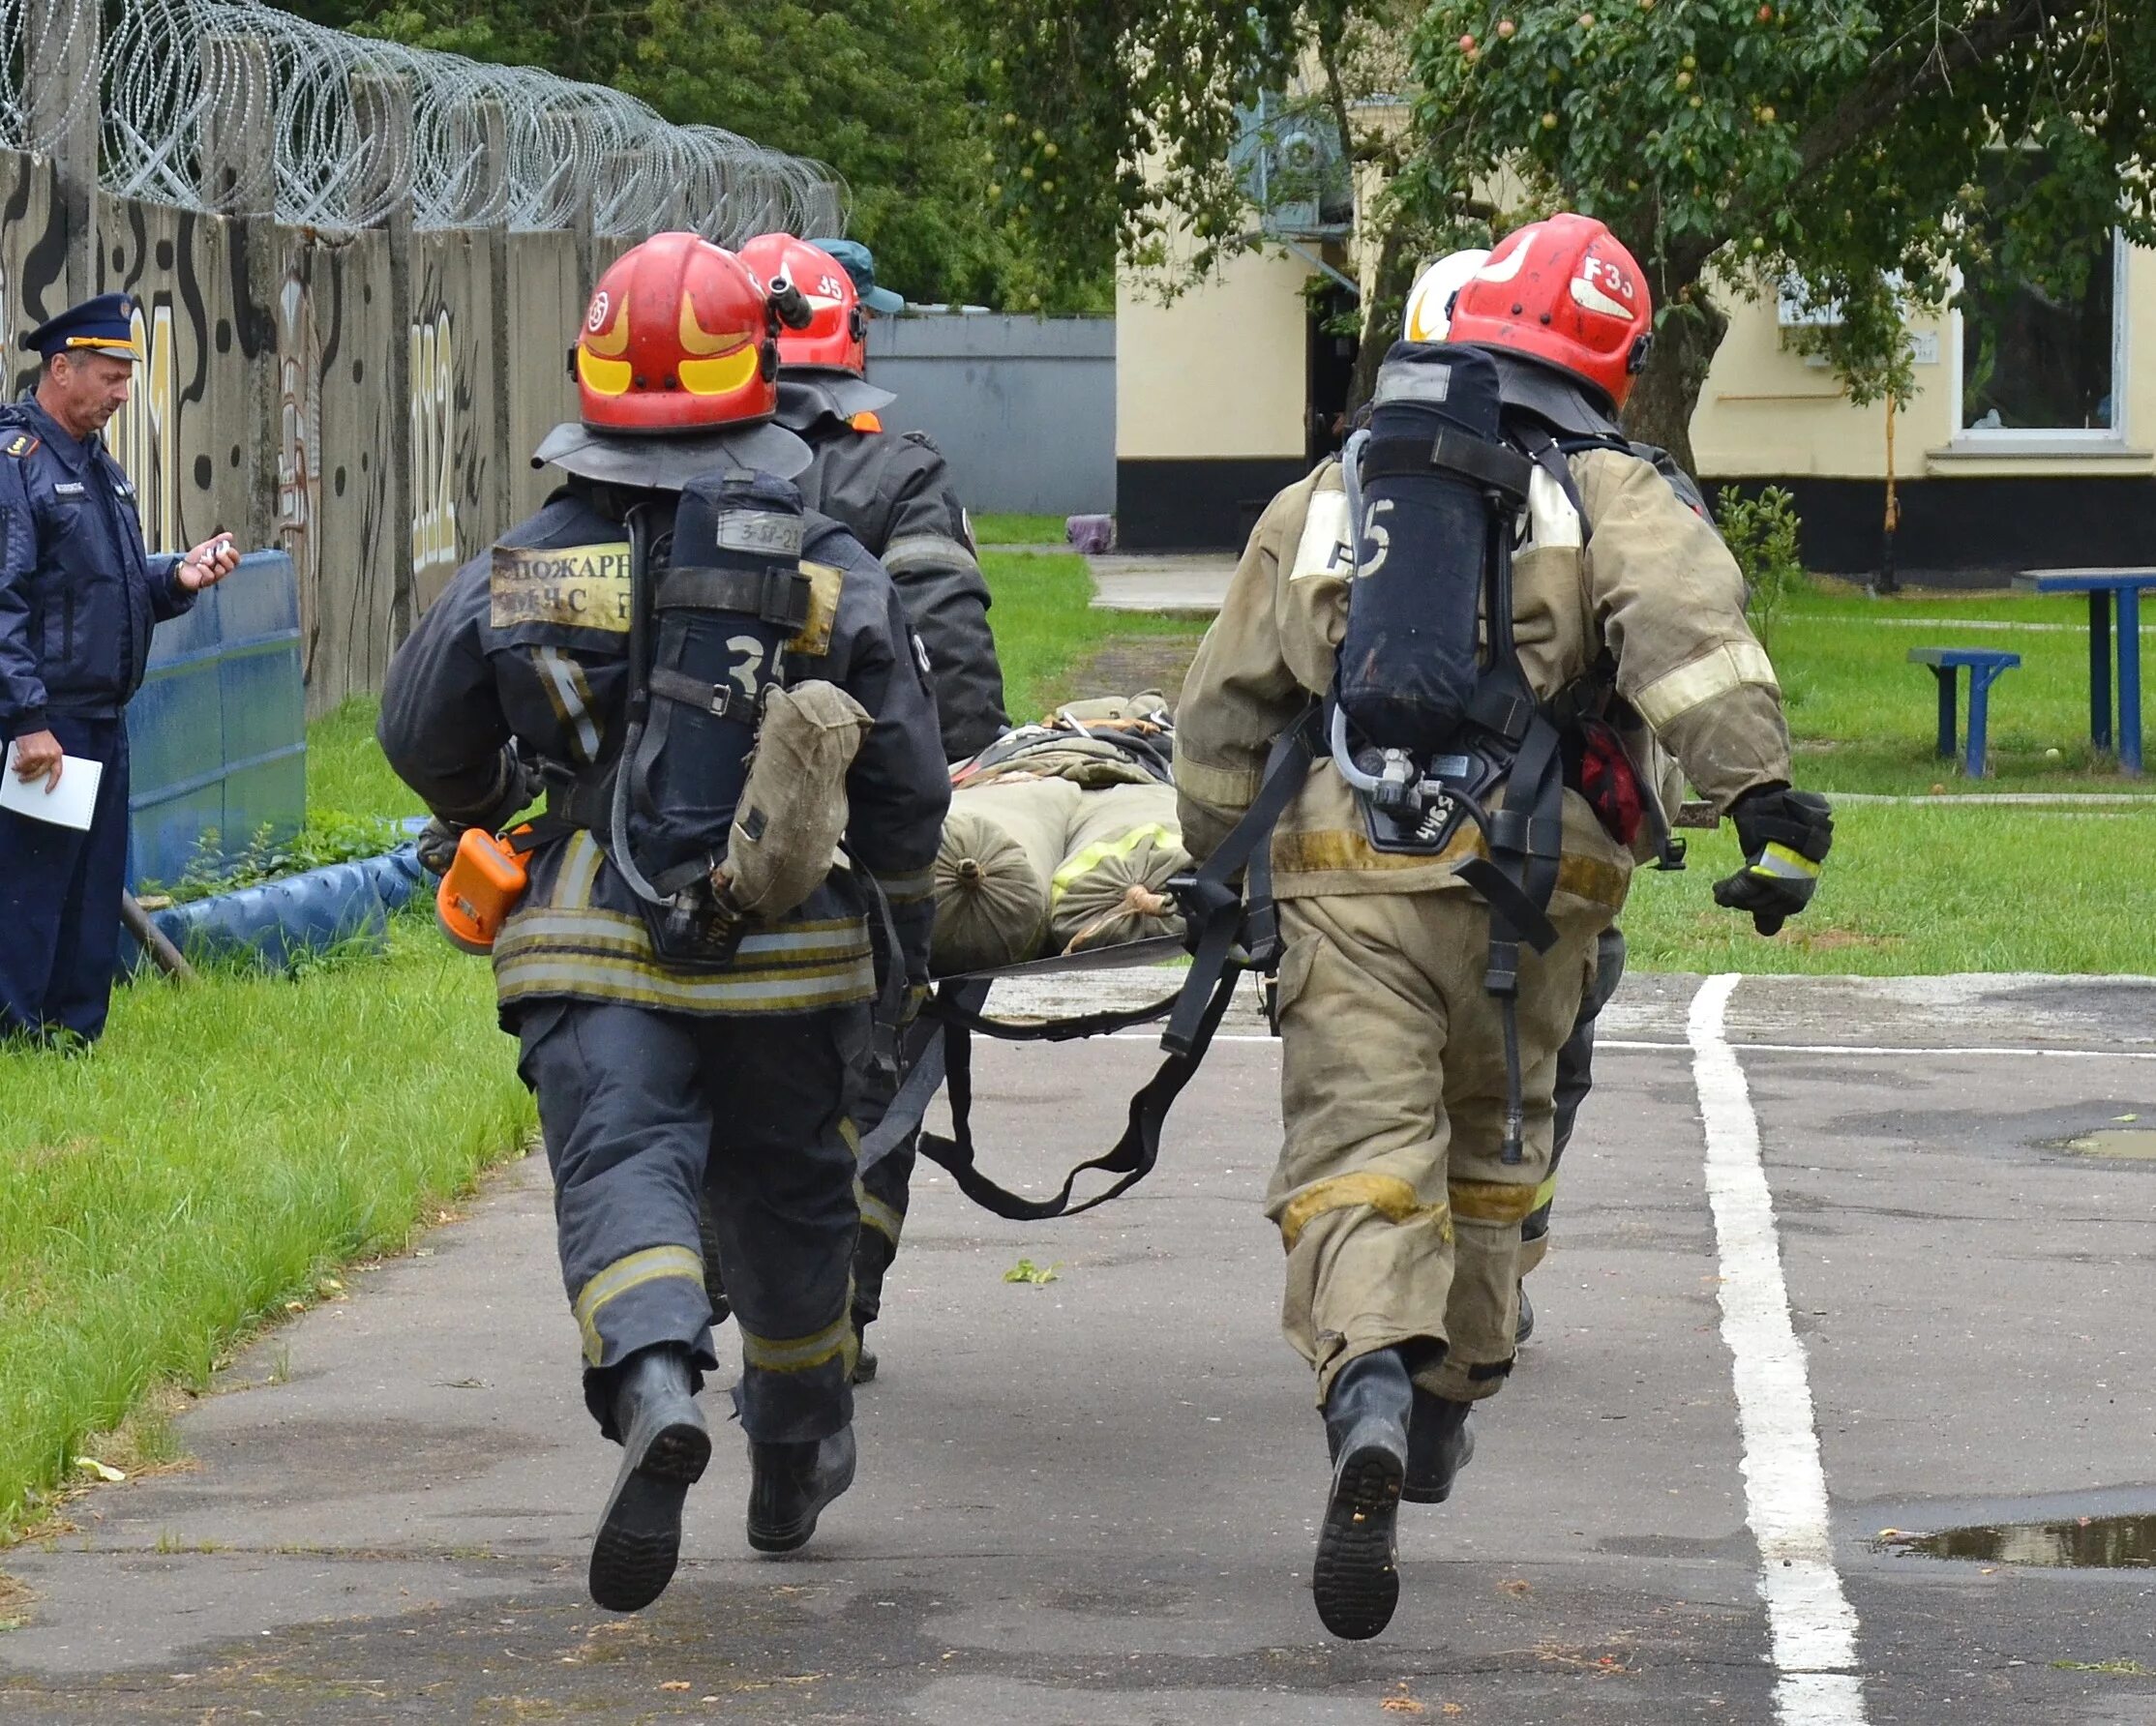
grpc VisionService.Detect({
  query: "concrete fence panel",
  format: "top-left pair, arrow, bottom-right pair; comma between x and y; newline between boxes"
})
867,313 -> 1113,518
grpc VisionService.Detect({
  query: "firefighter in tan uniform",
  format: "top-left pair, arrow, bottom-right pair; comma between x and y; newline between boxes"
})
1174,214 -> 1833,1641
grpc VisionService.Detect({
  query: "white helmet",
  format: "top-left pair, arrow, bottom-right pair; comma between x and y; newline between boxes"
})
1400,248 -> 1492,343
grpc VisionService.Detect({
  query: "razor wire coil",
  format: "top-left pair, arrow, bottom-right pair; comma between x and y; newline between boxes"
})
0,0 -> 846,240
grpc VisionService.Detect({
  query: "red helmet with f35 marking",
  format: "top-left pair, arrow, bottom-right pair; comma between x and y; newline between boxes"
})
1444,214 -> 1654,409
738,233 -> 868,376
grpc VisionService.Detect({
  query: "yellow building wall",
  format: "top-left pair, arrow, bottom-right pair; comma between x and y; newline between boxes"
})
1116,247 -> 1316,461
1694,243 -> 2155,482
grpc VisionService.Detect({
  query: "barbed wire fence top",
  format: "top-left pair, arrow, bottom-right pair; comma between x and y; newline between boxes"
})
0,0 -> 847,239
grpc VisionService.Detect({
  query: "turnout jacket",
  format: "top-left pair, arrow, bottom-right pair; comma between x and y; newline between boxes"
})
0,396 -> 195,731
1174,446 -> 1793,908
378,484 -> 950,1018
779,378 -> 1008,759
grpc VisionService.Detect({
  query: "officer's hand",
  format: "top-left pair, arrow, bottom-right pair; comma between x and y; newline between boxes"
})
1712,786 -> 1833,936
415,818 -> 464,878
176,535 -> 240,592
11,729 -> 62,789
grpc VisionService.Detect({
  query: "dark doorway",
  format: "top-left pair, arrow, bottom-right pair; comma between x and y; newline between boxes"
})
1306,282 -> 1359,464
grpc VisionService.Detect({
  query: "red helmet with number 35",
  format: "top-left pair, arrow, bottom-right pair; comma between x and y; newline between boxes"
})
738,232 -> 867,376
1445,214 -> 1654,409
575,231 -> 777,433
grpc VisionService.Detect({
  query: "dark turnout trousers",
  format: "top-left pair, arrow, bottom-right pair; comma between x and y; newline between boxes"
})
1517,925 -> 1628,1276
0,714 -> 131,1044
515,997 -> 867,1443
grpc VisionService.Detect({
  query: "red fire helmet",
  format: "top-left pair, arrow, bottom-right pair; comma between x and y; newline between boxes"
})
575,231 -> 777,433
738,232 -> 868,376
1445,214 -> 1655,409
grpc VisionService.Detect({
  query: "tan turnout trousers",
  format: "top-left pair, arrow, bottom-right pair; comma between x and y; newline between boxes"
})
1267,805 -> 1617,1406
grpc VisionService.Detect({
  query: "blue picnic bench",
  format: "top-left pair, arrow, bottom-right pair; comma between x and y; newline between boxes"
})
1908,646 -> 2021,779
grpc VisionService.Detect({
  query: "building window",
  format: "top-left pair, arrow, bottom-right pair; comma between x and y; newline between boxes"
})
1957,231 -> 2122,438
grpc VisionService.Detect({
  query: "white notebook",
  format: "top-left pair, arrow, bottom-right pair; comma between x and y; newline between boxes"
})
1,741 -> 103,830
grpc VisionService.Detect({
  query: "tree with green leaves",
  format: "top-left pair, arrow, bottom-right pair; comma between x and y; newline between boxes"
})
292,0 -> 1082,312
969,0 -> 2156,469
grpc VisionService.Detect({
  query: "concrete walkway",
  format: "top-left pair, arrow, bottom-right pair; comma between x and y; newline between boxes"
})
1087,553 -> 1235,614
5,970 -> 2156,1721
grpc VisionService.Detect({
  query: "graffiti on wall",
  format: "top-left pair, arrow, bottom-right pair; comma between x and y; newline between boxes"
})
410,307 -> 457,588
276,265 -> 322,640
107,296 -> 178,550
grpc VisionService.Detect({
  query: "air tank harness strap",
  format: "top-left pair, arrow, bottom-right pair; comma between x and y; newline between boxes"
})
880,708 -> 1324,1221
1452,711 -> 1567,1166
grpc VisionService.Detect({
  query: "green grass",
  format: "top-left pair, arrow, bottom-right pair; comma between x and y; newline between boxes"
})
1623,801 -> 2156,974
0,698 -> 529,1538
981,548 -> 1206,720
306,697 -> 425,823
1768,580 -> 2156,795
973,511 -> 1070,548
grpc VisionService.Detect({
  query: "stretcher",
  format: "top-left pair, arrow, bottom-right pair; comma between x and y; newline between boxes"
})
863,718 -> 1321,1220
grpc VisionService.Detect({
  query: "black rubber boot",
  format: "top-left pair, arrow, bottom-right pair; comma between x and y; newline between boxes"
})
851,1314 -> 878,1385
1514,1281 -> 1535,1346
589,1345 -> 710,1613
746,1426 -> 857,1555
1313,1348 -> 1413,1641
1402,1388 -> 1476,1504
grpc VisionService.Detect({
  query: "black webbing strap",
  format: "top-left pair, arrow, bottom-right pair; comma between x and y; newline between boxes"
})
1164,709 -> 1321,1056
646,665 -> 752,719
1361,430 -> 1536,501
655,563 -> 811,626
855,978 -> 988,1176
911,961 -> 1242,1220
889,707 -> 1322,1220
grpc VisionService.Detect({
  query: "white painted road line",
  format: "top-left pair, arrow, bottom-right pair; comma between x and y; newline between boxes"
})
1689,973 -> 1871,1726
1111,1030 -> 2156,1059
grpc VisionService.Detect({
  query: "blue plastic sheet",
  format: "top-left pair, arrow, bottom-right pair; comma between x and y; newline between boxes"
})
122,845 -> 427,978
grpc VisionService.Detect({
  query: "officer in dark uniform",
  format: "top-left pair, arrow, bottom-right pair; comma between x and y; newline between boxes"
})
735,234 -> 1012,1380
378,236 -> 949,1612
0,293 -> 240,1043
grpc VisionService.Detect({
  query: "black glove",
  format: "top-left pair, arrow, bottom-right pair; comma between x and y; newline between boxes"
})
417,750 -> 541,877
1712,786 -> 1833,936
415,817 -> 463,878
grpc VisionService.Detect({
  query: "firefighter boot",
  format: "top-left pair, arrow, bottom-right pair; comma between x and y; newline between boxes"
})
1514,1281 -> 1535,1346
746,1425 -> 857,1555
1313,1347 -> 1413,1640
589,1345 -> 711,1612
1403,1388 -> 1476,1504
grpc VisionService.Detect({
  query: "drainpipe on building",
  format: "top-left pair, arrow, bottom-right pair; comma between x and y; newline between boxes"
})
1877,393 -> 1901,595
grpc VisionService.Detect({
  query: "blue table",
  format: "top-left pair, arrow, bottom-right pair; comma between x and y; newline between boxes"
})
2012,568 -> 2156,775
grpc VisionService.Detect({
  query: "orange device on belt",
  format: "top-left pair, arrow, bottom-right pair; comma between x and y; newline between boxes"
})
436,826 -> 535,954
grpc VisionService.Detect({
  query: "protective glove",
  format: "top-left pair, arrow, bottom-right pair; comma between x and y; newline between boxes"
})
1712,786 -> 1833,936
415,817 -> 464,878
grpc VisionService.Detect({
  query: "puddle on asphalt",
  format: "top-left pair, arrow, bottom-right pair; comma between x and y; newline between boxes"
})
1882,1514 -> 2156,1567
2059,1128 -> 2156,1160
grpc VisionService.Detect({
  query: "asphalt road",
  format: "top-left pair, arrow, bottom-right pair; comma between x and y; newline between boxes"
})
3,970 -> 2154,1724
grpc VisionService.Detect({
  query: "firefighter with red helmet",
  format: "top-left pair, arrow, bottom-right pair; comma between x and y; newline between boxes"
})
740,233 -> 1007,762
1174,213 -> 1830,1640
377,233 -> 950,1609
737,233 -> 1010,1381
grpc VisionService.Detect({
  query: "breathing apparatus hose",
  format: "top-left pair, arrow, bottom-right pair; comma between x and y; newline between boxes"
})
609,499 -> 672,907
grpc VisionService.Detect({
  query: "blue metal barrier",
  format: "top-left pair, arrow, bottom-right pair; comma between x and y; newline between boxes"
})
127,549 -> 306,890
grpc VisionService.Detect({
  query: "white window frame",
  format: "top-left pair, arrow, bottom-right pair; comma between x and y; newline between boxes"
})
1947,231 -> 2130,449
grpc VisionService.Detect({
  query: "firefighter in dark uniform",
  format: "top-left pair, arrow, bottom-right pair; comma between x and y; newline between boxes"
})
0,293 -> 240,1044
377,235 -> 949,1613
737,233 -> 1011,1378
